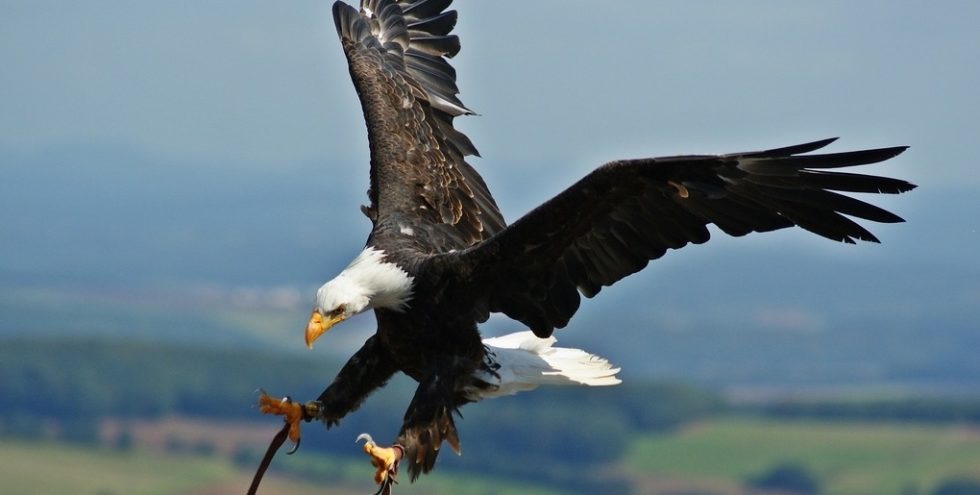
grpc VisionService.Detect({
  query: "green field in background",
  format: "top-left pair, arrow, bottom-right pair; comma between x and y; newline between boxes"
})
623,418 -> 980,494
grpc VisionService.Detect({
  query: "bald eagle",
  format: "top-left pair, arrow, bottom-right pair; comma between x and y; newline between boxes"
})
257,0 -> 914,492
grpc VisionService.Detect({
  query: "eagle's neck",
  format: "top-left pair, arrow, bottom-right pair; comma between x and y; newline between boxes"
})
334,246 -> 414,312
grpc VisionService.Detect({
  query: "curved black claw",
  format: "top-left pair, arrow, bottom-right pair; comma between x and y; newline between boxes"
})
286,435 -> 301,455
372,475 -> 396,495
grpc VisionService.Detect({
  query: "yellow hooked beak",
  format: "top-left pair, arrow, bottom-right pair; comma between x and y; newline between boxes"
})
305,309 -> 346,349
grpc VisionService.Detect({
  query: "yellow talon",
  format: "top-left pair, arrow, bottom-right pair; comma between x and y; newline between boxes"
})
357,433 -> 400,485
257,391 -> 304,446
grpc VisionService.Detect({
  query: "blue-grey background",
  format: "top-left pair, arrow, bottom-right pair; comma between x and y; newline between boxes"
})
2,1 -> 978,394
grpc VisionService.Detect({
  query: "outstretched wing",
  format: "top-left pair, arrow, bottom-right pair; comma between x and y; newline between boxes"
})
332,0 -> 504,247
453,138 -> 915,337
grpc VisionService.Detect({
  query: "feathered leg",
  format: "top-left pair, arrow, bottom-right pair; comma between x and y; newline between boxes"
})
314,334 -> 400,424
398,370 -> 466,480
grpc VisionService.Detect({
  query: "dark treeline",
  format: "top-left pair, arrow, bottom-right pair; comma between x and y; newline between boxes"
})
757,398 -> 980,424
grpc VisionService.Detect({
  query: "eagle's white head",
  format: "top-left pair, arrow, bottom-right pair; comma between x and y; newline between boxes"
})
305,247 -> 414,348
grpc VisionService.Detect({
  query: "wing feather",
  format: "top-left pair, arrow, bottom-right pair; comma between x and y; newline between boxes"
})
454,140 -> 914,337
407,10 -> 458,37
402,0 -> 453,19
332,0 -> 504,246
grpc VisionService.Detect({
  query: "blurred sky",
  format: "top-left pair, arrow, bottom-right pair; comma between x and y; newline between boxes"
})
1,0 -> 977,278
1,1 -> 979,386
3,2 -> 978,176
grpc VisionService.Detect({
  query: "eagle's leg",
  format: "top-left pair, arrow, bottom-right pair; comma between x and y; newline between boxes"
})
258,334 -> 398,451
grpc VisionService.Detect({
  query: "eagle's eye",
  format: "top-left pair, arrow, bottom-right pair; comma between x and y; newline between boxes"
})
328,305 -> 347,318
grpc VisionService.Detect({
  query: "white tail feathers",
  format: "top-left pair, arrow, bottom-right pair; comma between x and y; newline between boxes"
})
468,331 -> 622,400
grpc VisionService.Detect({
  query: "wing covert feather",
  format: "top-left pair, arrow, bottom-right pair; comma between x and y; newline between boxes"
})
456,139 -> 914,337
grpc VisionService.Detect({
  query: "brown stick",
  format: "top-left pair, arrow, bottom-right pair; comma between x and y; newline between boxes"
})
246,421 -> 291,495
